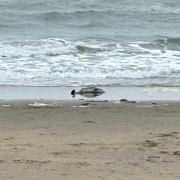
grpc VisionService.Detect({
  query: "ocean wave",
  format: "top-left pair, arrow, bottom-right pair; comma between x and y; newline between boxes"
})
10,9 -> 116,18
139,37 -> 180,51
76,45 -> 105,53
1,0 -> 180,41
155,37 -> 180,45
0,38 -> 180,86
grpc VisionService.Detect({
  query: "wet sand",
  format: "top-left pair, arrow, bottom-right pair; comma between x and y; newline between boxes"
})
0,100 -> 180,180
1,85 -> 180,101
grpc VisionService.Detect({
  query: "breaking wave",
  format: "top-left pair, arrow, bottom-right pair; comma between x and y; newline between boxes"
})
0,37 -> 180,87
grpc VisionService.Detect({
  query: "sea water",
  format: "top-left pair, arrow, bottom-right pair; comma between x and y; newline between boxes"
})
0,0 -> 180,87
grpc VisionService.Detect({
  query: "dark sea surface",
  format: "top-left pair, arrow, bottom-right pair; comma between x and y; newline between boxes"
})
0,0 -> 180,86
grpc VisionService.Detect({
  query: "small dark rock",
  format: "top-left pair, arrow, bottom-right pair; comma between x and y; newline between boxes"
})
81,103 -> 89,106
120,99 -> 128,102
173,151 -> 180,156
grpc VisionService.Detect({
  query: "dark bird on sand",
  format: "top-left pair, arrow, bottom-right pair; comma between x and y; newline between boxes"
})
71,87 -> 105,98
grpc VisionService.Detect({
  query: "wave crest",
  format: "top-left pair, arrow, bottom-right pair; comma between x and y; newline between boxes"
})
140,37 -> 180,51
0,38 -> 180,86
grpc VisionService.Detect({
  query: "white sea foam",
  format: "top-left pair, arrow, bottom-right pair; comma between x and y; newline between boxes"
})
28,102 -> 49,106
0,38 -> 180,87
1,104 -> 11,107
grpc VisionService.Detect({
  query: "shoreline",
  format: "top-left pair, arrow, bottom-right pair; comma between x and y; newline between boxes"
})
0,85 -> 180,101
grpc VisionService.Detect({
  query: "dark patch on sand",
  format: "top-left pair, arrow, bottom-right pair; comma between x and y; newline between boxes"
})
142,140 -> 159,147
157,133 -> 175,137
173,151 -> 180,156
83,120 -> 96,124
13,159 -> 51,164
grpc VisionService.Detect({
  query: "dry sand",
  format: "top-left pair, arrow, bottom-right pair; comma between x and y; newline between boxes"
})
0,100 -> 180,180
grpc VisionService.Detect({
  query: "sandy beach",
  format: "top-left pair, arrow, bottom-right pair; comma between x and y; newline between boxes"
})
0,100 -> 180,180
1,0 -> 180,179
